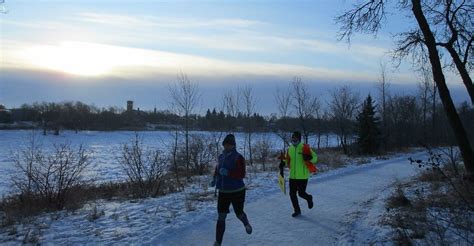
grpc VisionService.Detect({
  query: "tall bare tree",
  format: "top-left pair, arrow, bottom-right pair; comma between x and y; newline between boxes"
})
223,88 -> 240,132
378,61 -> 391,150
241,85 -> 258,167
418,67 -> 433,144
169,72 -> 200,179
329,85 -> 360,154
274,85 -> 292,149
336,0 -> 474,176
433,0 -> 473,104
291,77 -> 321,144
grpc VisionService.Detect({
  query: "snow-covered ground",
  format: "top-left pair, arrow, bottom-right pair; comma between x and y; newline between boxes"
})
0,130 -> 340,197
0,149 -> 427,245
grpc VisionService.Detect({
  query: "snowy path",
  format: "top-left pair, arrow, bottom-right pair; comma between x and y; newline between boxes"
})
156,153 -> 425,245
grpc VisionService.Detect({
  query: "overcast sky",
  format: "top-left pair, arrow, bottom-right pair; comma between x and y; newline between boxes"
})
0,0 -> 469,114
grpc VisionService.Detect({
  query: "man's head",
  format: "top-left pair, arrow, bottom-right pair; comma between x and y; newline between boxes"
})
222,134 -> 236,150
291,131 -> 301,145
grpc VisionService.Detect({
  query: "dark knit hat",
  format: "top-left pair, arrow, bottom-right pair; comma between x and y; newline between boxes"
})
222,134 -> 236,146
292,131 -> 302,141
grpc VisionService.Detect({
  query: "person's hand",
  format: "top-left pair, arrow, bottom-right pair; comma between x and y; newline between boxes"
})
209,176 -> 216,187
279,161 -> 285,177
219,168 -> 229,176
303,154 -> 312,161
279,160 -> 285,169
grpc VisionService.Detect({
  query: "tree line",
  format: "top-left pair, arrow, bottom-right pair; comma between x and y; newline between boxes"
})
1,81 -> 472,156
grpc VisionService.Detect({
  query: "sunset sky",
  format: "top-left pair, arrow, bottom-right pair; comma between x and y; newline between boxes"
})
0,0 -> 469,114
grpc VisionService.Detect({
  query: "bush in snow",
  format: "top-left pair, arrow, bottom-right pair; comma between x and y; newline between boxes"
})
187,134 -> 217,176
11,136 -> 92,210
252,136 -> 274,172
118,134 -> 168,198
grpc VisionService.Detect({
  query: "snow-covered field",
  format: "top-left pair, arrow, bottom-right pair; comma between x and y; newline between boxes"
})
0,130 -> 339,197
0,148 -> 428,245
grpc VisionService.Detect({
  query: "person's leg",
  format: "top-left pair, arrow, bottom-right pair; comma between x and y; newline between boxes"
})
215,213 -> 226,245
296,179 -> 313,209
231,189 -> 252,234
289,179 -> 301,216
216,192 -> 231,245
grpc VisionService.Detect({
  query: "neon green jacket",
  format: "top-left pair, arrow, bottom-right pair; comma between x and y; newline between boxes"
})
283,143 -> 318,180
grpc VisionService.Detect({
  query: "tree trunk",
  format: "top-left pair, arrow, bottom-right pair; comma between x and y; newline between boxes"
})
432,83 -> 437,145
412,0 -> 474,176
185,114 -> 189,180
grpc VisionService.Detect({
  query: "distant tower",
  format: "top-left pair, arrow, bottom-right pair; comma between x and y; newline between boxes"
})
127,101 -> 133,112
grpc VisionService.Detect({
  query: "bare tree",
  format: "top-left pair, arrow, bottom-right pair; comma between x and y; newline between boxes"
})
336,0 -> 474,176
168,72 -> 200,179
386,94 -> 422,148
432,0 -> 473,104
252,135 -> 274,172
418,67 -> 433,144
378,62 -> 390,125
329,85 -> 360,154
241,85 -> 258,167
274,85 -> 292,149
223,88 -> 240,132
291,77 -> 321,143
378,61 -> 391,150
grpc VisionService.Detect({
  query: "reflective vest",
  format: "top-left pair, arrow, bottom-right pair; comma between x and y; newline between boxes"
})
283,143 -> 318,180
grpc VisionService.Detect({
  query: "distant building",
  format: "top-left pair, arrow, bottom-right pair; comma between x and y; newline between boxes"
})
127,101 -> 133,112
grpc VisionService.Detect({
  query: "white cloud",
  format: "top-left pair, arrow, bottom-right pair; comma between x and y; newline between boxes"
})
76,12 -> 266,29
2,40 -> 407,83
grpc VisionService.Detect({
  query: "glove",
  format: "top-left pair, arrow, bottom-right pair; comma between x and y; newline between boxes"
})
219,168 -> 229,176
303,154 -> 312,161
279,161 -> 285,169
209,176 -> 216,187
279,161 -> 285,177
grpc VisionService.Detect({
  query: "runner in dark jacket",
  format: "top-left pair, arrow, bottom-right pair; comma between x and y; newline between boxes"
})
210,134 -> 252,246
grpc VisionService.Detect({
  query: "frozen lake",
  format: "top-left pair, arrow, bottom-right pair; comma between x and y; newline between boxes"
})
0,130 -> 339,197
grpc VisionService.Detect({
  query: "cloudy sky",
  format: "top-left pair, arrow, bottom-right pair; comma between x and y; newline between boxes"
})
0,0 -> 469,114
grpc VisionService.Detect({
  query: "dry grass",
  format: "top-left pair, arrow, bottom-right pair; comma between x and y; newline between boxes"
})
317,148 -> 347,169
0,174 -> 183,226
383,166 -> 474,245
386,184 -> 412,209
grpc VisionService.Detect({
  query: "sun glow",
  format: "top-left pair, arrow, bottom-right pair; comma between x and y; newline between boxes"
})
26,42 -> 129,76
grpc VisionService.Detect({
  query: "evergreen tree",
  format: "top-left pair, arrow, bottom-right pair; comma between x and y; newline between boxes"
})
357,95 -> 381,154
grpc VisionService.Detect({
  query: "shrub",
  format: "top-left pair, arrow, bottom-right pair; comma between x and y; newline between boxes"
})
118,134 -> 168,198
11,137 -> 92,210
187,134 -> 216,175
252,136 -> 274,172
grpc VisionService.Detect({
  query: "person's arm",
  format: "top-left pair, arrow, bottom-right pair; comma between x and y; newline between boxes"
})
228,155 -> 245,179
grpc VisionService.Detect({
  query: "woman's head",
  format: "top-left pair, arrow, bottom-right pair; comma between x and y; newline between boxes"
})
222,134 -> 236,150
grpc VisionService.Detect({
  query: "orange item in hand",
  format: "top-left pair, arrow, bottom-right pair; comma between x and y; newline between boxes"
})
303,144 -> 317,173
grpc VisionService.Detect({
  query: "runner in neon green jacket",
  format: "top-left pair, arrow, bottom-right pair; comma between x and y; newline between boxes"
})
279,131 -> 318,217
284,141 -> 318,180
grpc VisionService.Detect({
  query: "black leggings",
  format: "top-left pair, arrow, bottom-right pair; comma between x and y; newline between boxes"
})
217,189 -> 246,214
215,189 -> 249,244
289,179 -> 311,212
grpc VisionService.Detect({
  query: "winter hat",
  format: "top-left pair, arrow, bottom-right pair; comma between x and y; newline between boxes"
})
222,134 -> 236,146
292,131 -> 302,141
